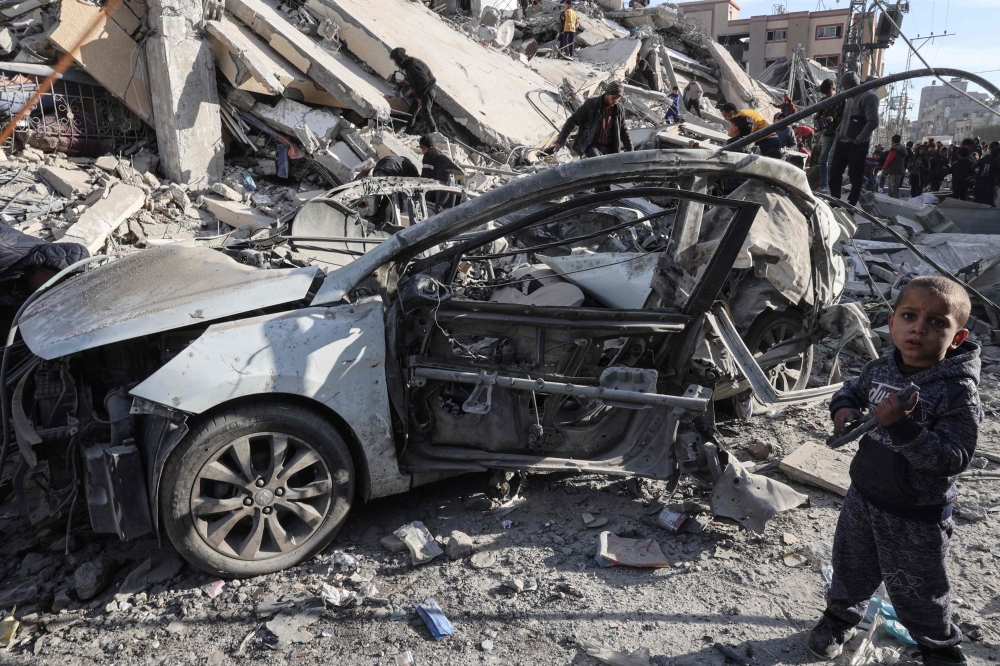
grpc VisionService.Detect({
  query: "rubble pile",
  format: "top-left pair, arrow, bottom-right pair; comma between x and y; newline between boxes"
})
0,0 -> 787,266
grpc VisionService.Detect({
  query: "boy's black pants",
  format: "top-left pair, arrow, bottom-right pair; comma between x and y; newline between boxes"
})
826,487 -> 962,650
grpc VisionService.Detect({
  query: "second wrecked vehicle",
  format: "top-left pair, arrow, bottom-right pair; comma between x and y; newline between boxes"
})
7,150 -> 871,577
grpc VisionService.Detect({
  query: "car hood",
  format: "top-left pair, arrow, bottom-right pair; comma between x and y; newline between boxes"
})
19,245 -> 319,360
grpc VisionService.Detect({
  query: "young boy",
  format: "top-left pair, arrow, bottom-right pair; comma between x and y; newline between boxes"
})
665,85 -> 681,123
809,276 -> 982,666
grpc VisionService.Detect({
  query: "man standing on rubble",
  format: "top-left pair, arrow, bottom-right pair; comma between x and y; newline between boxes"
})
882,135 -> 908,199
551,81 -> 633,158
683,74 -> 704,119
829,71 -> 879,206
815,79 -> 840,192
559,1 -> 579,58
973,144 -> 999,207
419,135 -> 463,209
390,47 -> 438,135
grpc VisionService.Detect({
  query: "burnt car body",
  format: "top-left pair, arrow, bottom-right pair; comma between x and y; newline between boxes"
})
7,150 -> 869,577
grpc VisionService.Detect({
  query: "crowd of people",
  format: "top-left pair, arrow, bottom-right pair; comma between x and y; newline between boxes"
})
864,136 -> 1000,206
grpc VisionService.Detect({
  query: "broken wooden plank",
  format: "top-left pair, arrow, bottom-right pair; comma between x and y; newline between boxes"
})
225,0 -> 390,120
779,442 -> 852,496
49,0 -> 154,123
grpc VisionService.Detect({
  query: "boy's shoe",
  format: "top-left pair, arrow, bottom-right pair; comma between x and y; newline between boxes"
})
919,645 -> 967,666
807,612 -> 857,660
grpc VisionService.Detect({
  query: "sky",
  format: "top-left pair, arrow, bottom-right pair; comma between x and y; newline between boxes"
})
653,0 -> 1000,119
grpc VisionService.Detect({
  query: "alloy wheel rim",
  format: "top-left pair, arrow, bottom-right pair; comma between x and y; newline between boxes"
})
190,432 -> 333,561
753,321 -> 804,393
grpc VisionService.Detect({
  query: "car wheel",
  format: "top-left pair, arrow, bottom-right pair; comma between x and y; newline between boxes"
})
160,401 -> 354,578
744,310 -> 813,393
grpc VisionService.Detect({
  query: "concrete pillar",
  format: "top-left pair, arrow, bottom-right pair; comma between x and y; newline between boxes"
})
146,0 -> 224,187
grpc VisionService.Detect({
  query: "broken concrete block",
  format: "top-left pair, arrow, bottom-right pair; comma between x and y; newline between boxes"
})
201,196 -> 273,231
1,0 -> 49,19
576,38 -> 642,80
58,184 -> 146,254
37,166 -> 92,199
446,531 -> 475,560
779,442 -> 851,496
313,142 -> 362,184
208,14 -> 345,107
304,0 -> 563,148
370,132 -> 421,171
205,18 -> 285,95
339,126 -> 377,161
0,27 -> 18,56
705,40 -> 775,115
50,0 -> 154,123
226,0 -> 391,120
145,0 -> 224,187
250,98 -> 341,144
94,155 -> 119,172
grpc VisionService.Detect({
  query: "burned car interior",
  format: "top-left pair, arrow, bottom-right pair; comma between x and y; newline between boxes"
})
3,150 -> 870,575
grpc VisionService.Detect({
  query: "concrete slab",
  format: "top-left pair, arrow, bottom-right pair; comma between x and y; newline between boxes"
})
146,0 -> 224,187
58,184 -> 145,254
705,40 -> 776,115
49,0 -> 153,123
202,196 -> 274,231
304,0 -> 566,148
371,131 -> 422,168
313,142 -> 363,184
206,15 -> 343,107
37,166 -> 91,199
528,57 -> 605,96
779,442 -> 851,496
250,98 -> 342,143
226,0 -> 391,120
575,38 -> 641,81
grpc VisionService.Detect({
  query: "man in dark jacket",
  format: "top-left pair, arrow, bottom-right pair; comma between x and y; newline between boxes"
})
390,47 -> 438,135
973,143 -> 999,206
629,53 -> 658,91
372,155 -> 420,178
829,71 -> 879,205
881,135 -> 907,199
420,134 -> 463,209
552,81 -> 633,157
951,147 -> 976,200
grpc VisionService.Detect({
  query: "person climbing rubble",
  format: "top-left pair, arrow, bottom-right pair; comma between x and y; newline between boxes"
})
390,47 -> 438,135
665,85 -> 681,124
882,134 -> 908,199
629,52 -> 658,92
551,81 -> 633,158
828,71 -> 878,206
683,73 -> 703,119
559,1 -> 578,58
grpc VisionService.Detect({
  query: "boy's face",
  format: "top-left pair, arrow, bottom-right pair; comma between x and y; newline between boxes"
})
888,287 -> 969,367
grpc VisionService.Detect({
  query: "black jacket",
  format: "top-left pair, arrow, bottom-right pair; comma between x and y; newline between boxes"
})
821,100 -> 843,137
400,56 -> 436,100
0,223 -> 89,283
929,154 -> 949,181
556,97 -> 634,155
373,155 -> 419,178
829,343 -> 982,522
421,147 -> 461,184
630,59 -> 657,91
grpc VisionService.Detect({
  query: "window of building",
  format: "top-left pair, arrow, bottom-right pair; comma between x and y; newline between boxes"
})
766,29 -> 788,42
764,58 -> 782,69
814,55 -> 840,68
815,25 -> 843,39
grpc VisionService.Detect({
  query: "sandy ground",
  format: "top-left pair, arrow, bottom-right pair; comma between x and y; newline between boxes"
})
2,368 -> 999,666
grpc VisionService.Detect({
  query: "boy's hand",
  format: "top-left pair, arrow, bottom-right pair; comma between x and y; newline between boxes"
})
833,407 -> 863,437
874,391 -> 919,426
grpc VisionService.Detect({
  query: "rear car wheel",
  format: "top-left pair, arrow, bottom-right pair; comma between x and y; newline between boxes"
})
160,401 -> 354,578
744,310 -> 813,392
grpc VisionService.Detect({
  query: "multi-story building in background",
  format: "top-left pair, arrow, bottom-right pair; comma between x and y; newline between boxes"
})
911,79 -> 992,142
678,0 -> 883,79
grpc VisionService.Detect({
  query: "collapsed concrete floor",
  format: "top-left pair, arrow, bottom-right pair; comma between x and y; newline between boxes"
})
2,359 -> 999,665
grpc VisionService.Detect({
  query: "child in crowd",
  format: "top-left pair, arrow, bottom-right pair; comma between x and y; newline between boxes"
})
809,276 -> 982,666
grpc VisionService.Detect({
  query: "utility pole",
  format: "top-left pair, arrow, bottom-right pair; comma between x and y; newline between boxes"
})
839,0 -> 868,78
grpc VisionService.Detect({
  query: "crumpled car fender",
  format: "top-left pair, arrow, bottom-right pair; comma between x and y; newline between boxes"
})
130,301 -> 411,500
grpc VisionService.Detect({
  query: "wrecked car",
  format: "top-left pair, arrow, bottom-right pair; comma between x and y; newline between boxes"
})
5,150 -> 867,577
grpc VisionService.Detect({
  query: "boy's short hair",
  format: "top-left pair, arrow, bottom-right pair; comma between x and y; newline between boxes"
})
895,276 -> 971,327
819,79 -> 834,94
959,147 -> 970,158
891,134 -> 901,143
419,134 -> 434,149
719,102 -> 738,114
